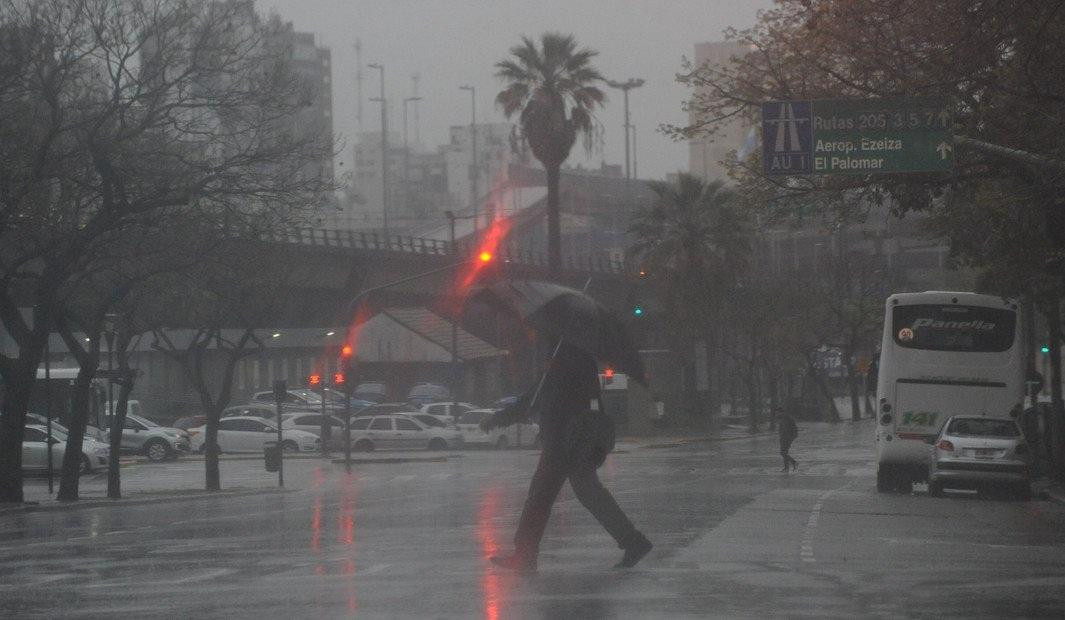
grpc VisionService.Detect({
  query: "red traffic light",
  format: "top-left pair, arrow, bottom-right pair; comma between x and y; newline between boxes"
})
308,374 -> 322,386
333,372 -> 346,386
478,251 -> 493,263
603,367 -> 615,378
340,344 -> 353,358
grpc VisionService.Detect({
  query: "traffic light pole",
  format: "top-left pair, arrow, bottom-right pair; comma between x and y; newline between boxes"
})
274,380 -> 286,487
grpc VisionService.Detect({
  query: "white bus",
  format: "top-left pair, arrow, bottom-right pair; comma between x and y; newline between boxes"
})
875,291 -> 1025,493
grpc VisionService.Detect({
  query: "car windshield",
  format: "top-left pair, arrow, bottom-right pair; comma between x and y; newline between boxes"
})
946,418 -> 1020,438
290,389 -> 322,403
128,414 -> 158,427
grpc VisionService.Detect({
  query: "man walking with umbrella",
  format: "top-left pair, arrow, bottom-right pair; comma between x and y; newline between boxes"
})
481,339 -> 652,572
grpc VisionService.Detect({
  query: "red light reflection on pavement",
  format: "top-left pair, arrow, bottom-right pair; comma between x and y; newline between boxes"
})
339,472 -> 358,615
478,486 -> 506,620
310,495 -> 322,553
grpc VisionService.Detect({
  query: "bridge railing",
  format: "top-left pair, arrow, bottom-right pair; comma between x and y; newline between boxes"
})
267,228 -> 627,274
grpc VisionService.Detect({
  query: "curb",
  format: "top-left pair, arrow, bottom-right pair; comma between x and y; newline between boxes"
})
330,456 -> 451,465
0,487 -> 293,516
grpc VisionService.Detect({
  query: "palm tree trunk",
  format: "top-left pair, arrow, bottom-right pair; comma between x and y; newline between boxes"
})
546,164 -> 561,274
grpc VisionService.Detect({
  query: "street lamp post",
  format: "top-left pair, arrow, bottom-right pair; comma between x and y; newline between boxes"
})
459,85 -> 479,229
605,78 -> 645,181
444,210 -> 465,417
403,96 -> 422,218
368,63 -> 389,240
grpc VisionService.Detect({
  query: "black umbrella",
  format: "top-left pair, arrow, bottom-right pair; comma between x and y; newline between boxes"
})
471,280 -> 647,385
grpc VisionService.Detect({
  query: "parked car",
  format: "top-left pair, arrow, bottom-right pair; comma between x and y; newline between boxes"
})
410,413 -> 455,429
13,413 -> 106,442
222,404 -> 288,420
187,416 -> 320,453
358,402 -> 420,417
105,413 -> 190,462
173,415 -> 208,432
352,382 -> 390,403
281,413 -> 345,448
251,389 -> 335,411
406,383 -> 452,407
348,414 -> 463,452
420,402 -> 477,421
22,424 -> 109,473
928,415 -> 1032,499
456,409 -> 540,449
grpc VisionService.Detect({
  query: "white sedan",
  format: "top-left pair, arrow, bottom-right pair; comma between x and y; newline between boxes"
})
187,416 -> 320,453
22,424 -> 110,473
456,409 -> 539,449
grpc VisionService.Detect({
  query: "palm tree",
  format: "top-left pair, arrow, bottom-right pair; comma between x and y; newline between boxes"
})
628,173 -> 753,423
495,33 -> 605,273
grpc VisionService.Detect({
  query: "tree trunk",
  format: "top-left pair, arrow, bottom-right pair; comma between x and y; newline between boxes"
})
58,365 -> 98,501
0,358 -> 40,503
843,346 -> 862,421
806,354 -> 841,422
745,369 -> 759,432
545,164 -> 561,274
106,377 -> 133,499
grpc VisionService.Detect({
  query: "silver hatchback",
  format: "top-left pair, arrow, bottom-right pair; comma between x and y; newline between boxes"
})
928,415 -> 1031,499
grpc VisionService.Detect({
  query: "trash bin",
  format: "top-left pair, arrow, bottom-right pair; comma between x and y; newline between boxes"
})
264,441 -> 281,472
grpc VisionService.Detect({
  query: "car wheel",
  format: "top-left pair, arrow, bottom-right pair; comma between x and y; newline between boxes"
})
495,436 -> 509,450
428,438 -> 448,451
144,439 -> 172,462
281,440 -> 300,453
928,480 -> 944,498
354,439 -> 374,452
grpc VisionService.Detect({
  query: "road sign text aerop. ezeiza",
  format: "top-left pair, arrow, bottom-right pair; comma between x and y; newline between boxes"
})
762,98 -> 952,176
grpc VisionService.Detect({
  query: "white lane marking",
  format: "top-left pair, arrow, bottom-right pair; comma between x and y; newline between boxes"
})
799,494 -> 833,564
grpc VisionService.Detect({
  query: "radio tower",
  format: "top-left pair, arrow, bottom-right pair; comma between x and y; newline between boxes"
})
354,39 -> 363,129
411,71 -> 421,144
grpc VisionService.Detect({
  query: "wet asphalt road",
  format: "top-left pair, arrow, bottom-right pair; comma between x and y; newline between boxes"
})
3,420 -> 1065,618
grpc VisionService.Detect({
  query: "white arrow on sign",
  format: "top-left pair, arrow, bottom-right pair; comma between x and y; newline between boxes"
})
936,141 -> 953,160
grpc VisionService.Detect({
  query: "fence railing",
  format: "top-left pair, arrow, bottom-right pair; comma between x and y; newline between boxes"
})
264,228 -> 627,275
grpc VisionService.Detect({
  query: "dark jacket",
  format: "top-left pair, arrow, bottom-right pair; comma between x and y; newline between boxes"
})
492,342 -> 600,448
779,414 -> 798,443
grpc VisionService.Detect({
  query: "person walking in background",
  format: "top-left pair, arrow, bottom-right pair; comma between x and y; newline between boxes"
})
779,409 -> 799,472
481,341 -> 652,572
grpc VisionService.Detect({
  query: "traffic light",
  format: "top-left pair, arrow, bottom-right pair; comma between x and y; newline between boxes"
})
341,344 -> 353,358
478,250 -> 493,263
332,372 -> 346,387
308,373 -> 322,387
632,304 -> 644,317
1042,345 -> 1051,354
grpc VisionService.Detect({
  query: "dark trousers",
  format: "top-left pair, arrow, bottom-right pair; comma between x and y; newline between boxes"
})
780,438 -> 798,471
513,446 -> 643,558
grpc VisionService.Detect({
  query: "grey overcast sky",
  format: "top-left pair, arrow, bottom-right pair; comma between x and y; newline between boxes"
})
258,0 -> 772,181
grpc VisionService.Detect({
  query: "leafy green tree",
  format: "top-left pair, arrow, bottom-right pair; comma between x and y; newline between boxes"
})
495,33 -> 605,273
628,173 -> 753,423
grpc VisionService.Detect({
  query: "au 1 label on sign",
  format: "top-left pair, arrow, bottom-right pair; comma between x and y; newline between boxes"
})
762,101 -> 813,175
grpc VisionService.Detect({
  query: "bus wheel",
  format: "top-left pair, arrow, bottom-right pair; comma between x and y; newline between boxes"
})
876,466 -> 893,493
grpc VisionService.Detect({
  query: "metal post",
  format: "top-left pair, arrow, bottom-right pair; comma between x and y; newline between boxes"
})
320,378 -> 329,456
446,210 -> 460,418
403,96 -> 422,219
369,63 -> 388,239
274,380 -> 285,487
343,388 -> 352,471
45,333 -> 53,494
606,78 -> 645,181
460,85 -> 478,228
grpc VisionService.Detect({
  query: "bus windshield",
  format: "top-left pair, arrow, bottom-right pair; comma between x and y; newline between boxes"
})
892,304 -> 1015,353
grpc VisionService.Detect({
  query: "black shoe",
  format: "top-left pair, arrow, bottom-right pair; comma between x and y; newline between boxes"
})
490,553 -> 537,573
615,536 -> 652,569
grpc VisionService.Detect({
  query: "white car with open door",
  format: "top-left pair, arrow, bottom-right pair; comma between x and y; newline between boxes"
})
456,409 -> 540,449
187,416 -> 320,453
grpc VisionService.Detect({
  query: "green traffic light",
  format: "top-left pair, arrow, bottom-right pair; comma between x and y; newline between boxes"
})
633,305 -> 644,317
1042,345 -> 1051,354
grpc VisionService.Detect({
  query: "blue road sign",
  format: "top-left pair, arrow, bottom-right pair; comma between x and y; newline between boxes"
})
762,101 -> 813,175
